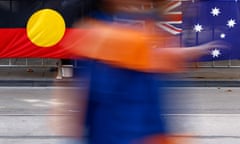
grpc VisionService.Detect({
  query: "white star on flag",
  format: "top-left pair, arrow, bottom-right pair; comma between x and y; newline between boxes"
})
220,33 -> 226,39
227,19 -> 236,28
194,24 -> 203,32
211,49 -> 221,58
211,7 -> 220,16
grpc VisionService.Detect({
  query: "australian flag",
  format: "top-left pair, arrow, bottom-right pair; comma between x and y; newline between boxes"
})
182,0 -> 240,61
113,0 -> 183,48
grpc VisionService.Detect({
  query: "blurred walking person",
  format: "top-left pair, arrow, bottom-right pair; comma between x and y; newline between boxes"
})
51,0 -> 228,144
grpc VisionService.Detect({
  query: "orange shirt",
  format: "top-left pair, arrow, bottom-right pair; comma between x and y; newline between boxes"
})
62,21 -> 186,73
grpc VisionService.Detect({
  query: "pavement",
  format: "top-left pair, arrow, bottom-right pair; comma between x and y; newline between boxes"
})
1,87 -> 240,144
1,66 -> 240,87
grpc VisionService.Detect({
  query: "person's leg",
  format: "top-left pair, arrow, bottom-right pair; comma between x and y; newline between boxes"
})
86,61 -> 169,144
56,59 -> 63,79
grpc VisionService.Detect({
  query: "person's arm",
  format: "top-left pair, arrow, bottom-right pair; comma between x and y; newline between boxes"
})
63,20 -> 228,73
150,41 -> 228,73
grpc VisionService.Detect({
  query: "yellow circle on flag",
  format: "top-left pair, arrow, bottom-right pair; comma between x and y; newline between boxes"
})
26,9 -> 66,47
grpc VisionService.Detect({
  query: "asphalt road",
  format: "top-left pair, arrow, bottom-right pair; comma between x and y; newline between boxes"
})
0,87 -> 240,144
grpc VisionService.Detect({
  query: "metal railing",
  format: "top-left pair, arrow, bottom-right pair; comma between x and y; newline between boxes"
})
190,60 -> 240,68
0,58 -> 239,68
0,58 -> 58,68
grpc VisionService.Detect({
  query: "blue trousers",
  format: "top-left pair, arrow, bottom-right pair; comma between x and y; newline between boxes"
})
76,60 -> 169,144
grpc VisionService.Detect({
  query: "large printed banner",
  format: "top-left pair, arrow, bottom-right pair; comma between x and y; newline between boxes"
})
1,0 -> 240,62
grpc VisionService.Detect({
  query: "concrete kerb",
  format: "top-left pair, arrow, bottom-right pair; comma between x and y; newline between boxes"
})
0,79 -> 240,87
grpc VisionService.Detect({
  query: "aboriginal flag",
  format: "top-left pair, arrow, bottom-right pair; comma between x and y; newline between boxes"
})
0,0 -> 89,58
